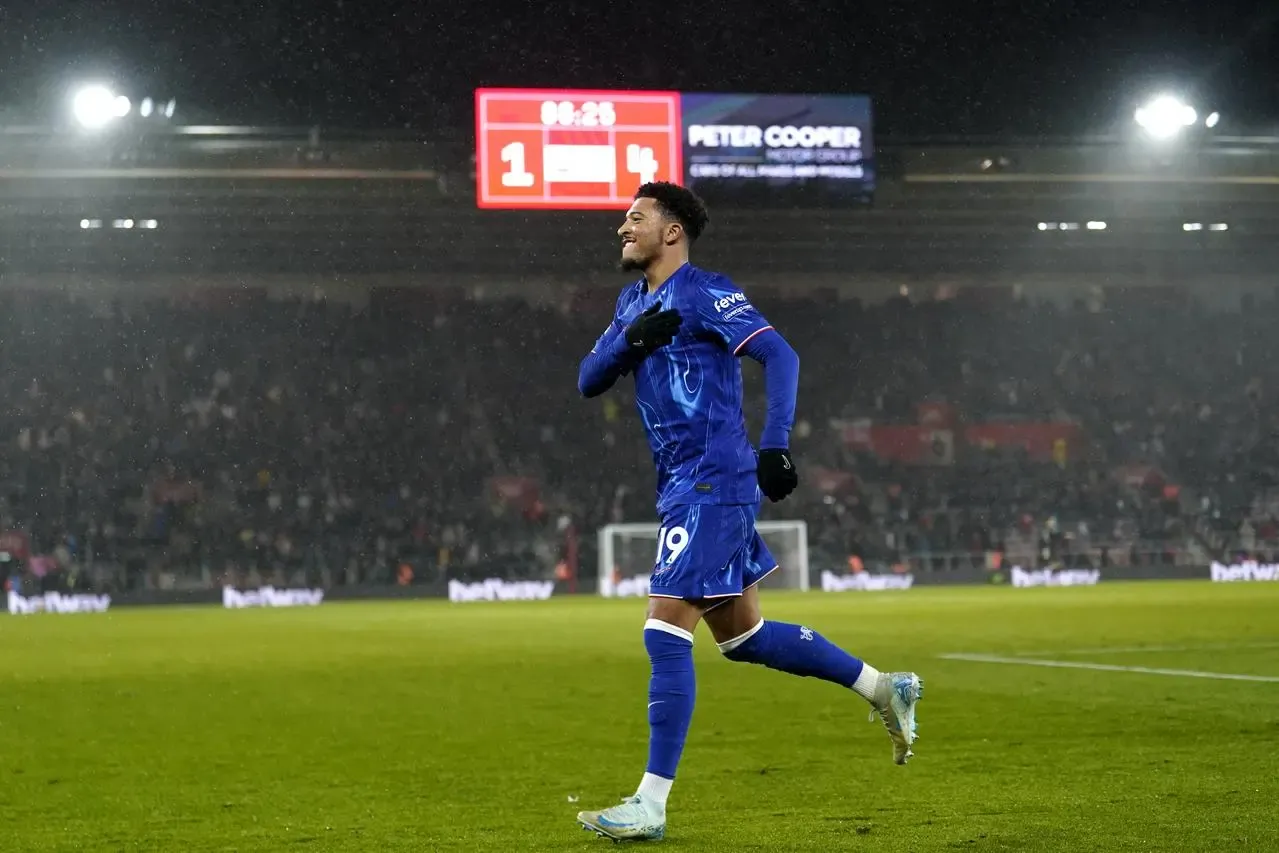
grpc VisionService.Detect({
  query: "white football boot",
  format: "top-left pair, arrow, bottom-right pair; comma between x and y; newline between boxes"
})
871,671 -> 923,764
577,793 -> 666,842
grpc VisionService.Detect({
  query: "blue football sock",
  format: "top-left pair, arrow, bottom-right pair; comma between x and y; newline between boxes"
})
643,619 -> 696,781
721,619 -> 865,687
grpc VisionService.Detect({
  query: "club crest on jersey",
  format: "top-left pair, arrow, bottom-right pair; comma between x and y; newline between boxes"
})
713,292 -> 749,313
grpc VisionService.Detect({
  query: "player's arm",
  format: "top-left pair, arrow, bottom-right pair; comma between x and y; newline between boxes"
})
578,302 -> 683,398
578,320 -> 639,398
738,327 -> 800,453
694,279 -> 800,501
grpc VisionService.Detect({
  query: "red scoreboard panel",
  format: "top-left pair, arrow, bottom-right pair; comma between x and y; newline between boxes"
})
475,88 -> 683,210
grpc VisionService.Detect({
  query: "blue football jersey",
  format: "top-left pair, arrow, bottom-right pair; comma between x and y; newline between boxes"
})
592,263 -> 775,513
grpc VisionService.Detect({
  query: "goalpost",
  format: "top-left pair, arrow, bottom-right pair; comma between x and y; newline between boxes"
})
597,520 -> 810,597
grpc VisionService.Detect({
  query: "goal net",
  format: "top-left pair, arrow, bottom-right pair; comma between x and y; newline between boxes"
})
597,520 -> 809,597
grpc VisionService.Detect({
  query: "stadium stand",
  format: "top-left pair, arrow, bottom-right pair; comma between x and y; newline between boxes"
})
3,280 -> 1275,598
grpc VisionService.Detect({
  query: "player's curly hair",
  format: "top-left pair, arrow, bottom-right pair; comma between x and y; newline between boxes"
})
634,182 -> 710,242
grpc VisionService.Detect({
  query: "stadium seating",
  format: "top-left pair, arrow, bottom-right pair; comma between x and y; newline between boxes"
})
1,285 -> 1274,596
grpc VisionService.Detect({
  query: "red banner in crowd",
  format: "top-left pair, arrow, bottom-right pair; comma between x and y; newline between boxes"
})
809,467 -> 858,495
841,421 -> 1083,464
841,425 -> 956,465
844,418 -> 873,451
0,530 -> 29,561
964,423 -> 1083,459
490,475 -> 541,508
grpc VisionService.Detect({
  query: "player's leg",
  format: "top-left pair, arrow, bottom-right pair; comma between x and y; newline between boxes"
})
579,507 -> 732,841
701,538 -> 923,765
636,595 -> 701,808
702,584 -> 871,697
577,594 -> 698,842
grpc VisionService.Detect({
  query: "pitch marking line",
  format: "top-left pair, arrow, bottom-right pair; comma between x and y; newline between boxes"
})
1011,641 -> 1279,657
939,653 -> 1279,683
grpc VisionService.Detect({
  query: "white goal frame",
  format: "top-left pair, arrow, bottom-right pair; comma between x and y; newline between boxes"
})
597,520 -> 810,596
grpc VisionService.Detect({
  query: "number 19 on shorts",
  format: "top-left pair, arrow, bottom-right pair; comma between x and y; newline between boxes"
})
656,526 -> 690,566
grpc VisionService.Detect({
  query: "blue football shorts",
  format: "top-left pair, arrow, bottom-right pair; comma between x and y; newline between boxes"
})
647,503 -> 780,601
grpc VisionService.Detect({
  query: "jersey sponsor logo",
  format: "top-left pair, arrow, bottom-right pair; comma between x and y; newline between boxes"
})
722,305 -> 754,323
712,292 -> 749,313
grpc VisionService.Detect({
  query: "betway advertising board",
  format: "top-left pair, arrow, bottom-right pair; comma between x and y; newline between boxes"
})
8,590 -> 112,615
820,571 -> 914,592
448,578 -> 556,602
1008,567 -> 1101,588
1209,561 -> 1279,583
222,586 -> 325,609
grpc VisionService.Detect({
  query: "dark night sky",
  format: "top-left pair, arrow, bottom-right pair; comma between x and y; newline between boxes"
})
1,0 -> 1276,136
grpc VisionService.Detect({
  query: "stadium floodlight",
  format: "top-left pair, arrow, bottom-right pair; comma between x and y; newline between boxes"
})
1205,111 -> 1220,129
72,84 -> 131,129
1134,95 -> 1197,140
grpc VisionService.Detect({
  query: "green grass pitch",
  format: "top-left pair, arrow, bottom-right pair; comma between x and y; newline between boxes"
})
3,581 -> 1278,852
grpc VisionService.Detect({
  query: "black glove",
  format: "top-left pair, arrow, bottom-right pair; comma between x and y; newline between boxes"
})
624,302 -> 683,354
757,448 -> 798,502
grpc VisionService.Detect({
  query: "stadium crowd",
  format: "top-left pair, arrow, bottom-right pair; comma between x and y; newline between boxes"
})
3,284 -> 1276,596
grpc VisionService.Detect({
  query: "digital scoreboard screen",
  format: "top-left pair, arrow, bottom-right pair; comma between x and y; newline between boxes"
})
475,89 -> 874,209
681,93 -> 874,196
475,88 -> 683,210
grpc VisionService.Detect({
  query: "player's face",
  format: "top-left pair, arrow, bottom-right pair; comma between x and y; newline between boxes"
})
617,198 -> 668,272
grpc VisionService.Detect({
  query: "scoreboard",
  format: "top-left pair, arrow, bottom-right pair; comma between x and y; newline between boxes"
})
475,88 -> 683,210
475,88 -> 875,210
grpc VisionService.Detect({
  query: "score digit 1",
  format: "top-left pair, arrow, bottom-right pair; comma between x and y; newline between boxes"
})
500,142 -> 535,188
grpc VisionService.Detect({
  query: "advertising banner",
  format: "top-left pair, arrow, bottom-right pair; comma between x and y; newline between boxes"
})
447,578 -> 556,603
682,93 -> 874,195
1209,561 -> 1279,582
600,574 -> 650,598
819,571 -> 915,592
222,586 -> 325,609
8,590 -> 111,615
1008,567 -> 1102,587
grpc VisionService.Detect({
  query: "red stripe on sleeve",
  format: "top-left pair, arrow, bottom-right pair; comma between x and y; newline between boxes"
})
732,326 -> 775,355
